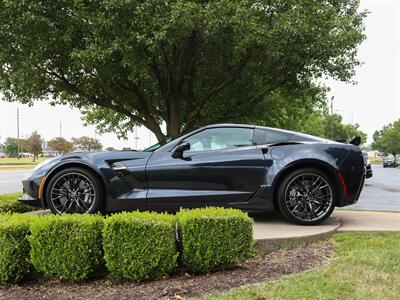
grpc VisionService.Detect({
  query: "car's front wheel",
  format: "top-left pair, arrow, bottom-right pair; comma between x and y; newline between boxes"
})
46,167 -> 104,214
277,168 -> 336,225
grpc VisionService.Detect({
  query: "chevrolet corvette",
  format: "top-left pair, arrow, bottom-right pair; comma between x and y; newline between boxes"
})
19,123 -> 366,225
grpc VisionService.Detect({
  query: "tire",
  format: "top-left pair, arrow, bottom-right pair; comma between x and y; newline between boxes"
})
276,168 -> 336,225
46,167 -> 104,214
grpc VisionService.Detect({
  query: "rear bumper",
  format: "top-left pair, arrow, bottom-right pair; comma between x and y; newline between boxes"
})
336,148 -> 365,207
366,165 -> 373,179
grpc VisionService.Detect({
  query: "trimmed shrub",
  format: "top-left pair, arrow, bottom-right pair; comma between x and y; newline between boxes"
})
0,214 -> 35,283
29,214 -> 104,281
103,211 -> 178,282
176,207 -> 254,274
0,193 -> 35,213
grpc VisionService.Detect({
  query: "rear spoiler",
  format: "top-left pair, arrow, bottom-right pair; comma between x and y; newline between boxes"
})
335,136 -> 361,146
349,136 -> 361,146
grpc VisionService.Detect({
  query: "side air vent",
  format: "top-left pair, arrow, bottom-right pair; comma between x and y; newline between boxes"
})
106,161 -> 137,189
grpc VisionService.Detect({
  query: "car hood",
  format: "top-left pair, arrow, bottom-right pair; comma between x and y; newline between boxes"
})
61,150 -> 153,162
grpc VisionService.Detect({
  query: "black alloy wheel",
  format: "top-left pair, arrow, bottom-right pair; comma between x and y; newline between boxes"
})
46,167 -> 104,214
277,168 -> 336,225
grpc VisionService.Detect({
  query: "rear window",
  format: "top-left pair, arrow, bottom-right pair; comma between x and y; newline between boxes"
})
254,129 -> 293,145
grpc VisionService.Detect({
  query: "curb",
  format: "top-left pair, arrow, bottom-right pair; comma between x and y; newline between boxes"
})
24,209 -> 51,216
254,217 -> 341,253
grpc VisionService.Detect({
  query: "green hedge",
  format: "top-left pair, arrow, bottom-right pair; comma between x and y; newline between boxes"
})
0,214 -> 35,283
103,211 -> 178,282
0,207 -> 254,283
29,214 -> 104,281
177,207 -> 254,274
0,193 -> 35,213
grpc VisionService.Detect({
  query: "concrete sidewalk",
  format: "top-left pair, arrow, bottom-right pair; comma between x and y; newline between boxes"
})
333,210 -> 400,232
252,210 -> 400,249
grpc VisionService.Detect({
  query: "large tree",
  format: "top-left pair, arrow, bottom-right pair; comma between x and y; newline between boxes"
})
297,112 -> 367,144
372,120 -> 400,157
0,0 -> 366,141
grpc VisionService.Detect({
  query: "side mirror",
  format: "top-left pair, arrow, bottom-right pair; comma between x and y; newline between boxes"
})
172,142 -> 190,159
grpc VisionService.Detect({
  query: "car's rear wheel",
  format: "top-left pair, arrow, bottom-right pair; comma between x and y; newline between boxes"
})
277,168 -> 336,225
46,167 -> 104,214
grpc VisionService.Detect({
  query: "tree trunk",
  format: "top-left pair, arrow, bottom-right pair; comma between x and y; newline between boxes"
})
166,95 -> 180,137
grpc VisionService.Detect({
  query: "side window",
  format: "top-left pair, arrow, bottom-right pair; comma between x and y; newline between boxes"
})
184,127 -> 254,152
254,129 -> 292,145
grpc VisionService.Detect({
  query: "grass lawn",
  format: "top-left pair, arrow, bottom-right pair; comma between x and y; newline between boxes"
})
368,157 -> 382,164
0,192 -> 37,213
206,232 -> 400,300
0,157 -> 46,165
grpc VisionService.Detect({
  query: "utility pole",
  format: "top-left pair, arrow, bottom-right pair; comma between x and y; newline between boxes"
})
17,108 -> 20,159
330,96 -> 334,115
59,122 -> 62,138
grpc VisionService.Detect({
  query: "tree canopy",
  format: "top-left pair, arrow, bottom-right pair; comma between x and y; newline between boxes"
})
72,136 -> 103,151
3,138 -> 19,158
0,0 -> 366,141
24,131 -> 44,161
372,120 -> 400,157
296,112 -> 367,144
48,137 -> 74,155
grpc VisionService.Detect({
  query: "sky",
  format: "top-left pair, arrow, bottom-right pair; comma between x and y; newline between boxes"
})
0,0 -> 399,149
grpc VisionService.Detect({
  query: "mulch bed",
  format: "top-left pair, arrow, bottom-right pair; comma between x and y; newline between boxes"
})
0,241 -> 334,300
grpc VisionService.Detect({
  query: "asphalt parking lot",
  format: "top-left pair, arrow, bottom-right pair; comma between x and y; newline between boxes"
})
1,164 -> 399,211
344,164 -> 400,211
0,169 -> 29,195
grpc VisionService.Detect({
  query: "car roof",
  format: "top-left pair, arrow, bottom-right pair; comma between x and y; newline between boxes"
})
203,123 -> 331,143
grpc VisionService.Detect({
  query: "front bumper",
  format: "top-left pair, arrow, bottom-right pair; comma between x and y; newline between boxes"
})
19,175 -> 45,208
18,193 -> 42,208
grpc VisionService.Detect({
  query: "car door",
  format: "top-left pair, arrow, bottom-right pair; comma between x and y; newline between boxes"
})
145,126 -> 267,209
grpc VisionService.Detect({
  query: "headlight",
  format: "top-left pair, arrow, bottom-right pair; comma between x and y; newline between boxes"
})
24,157 -> 61,180
32,157 -> 58,171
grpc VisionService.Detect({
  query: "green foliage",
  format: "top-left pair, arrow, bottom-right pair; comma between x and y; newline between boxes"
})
4,138 -> 19,158
176,207 -> 253,274
0,193 -> 36,214
372,119 -> 400,156
72,136 -> 102,151
103,211 -> 178,282
298,112 -> 367,143
23,131 -> 44,161
29,214 -> 104,281
0,0 -> 367,140
0,214 -> 35,283
47,137 -> 74,155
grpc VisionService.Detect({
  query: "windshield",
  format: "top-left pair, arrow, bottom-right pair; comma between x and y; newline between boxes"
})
143,132 -> 186,152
